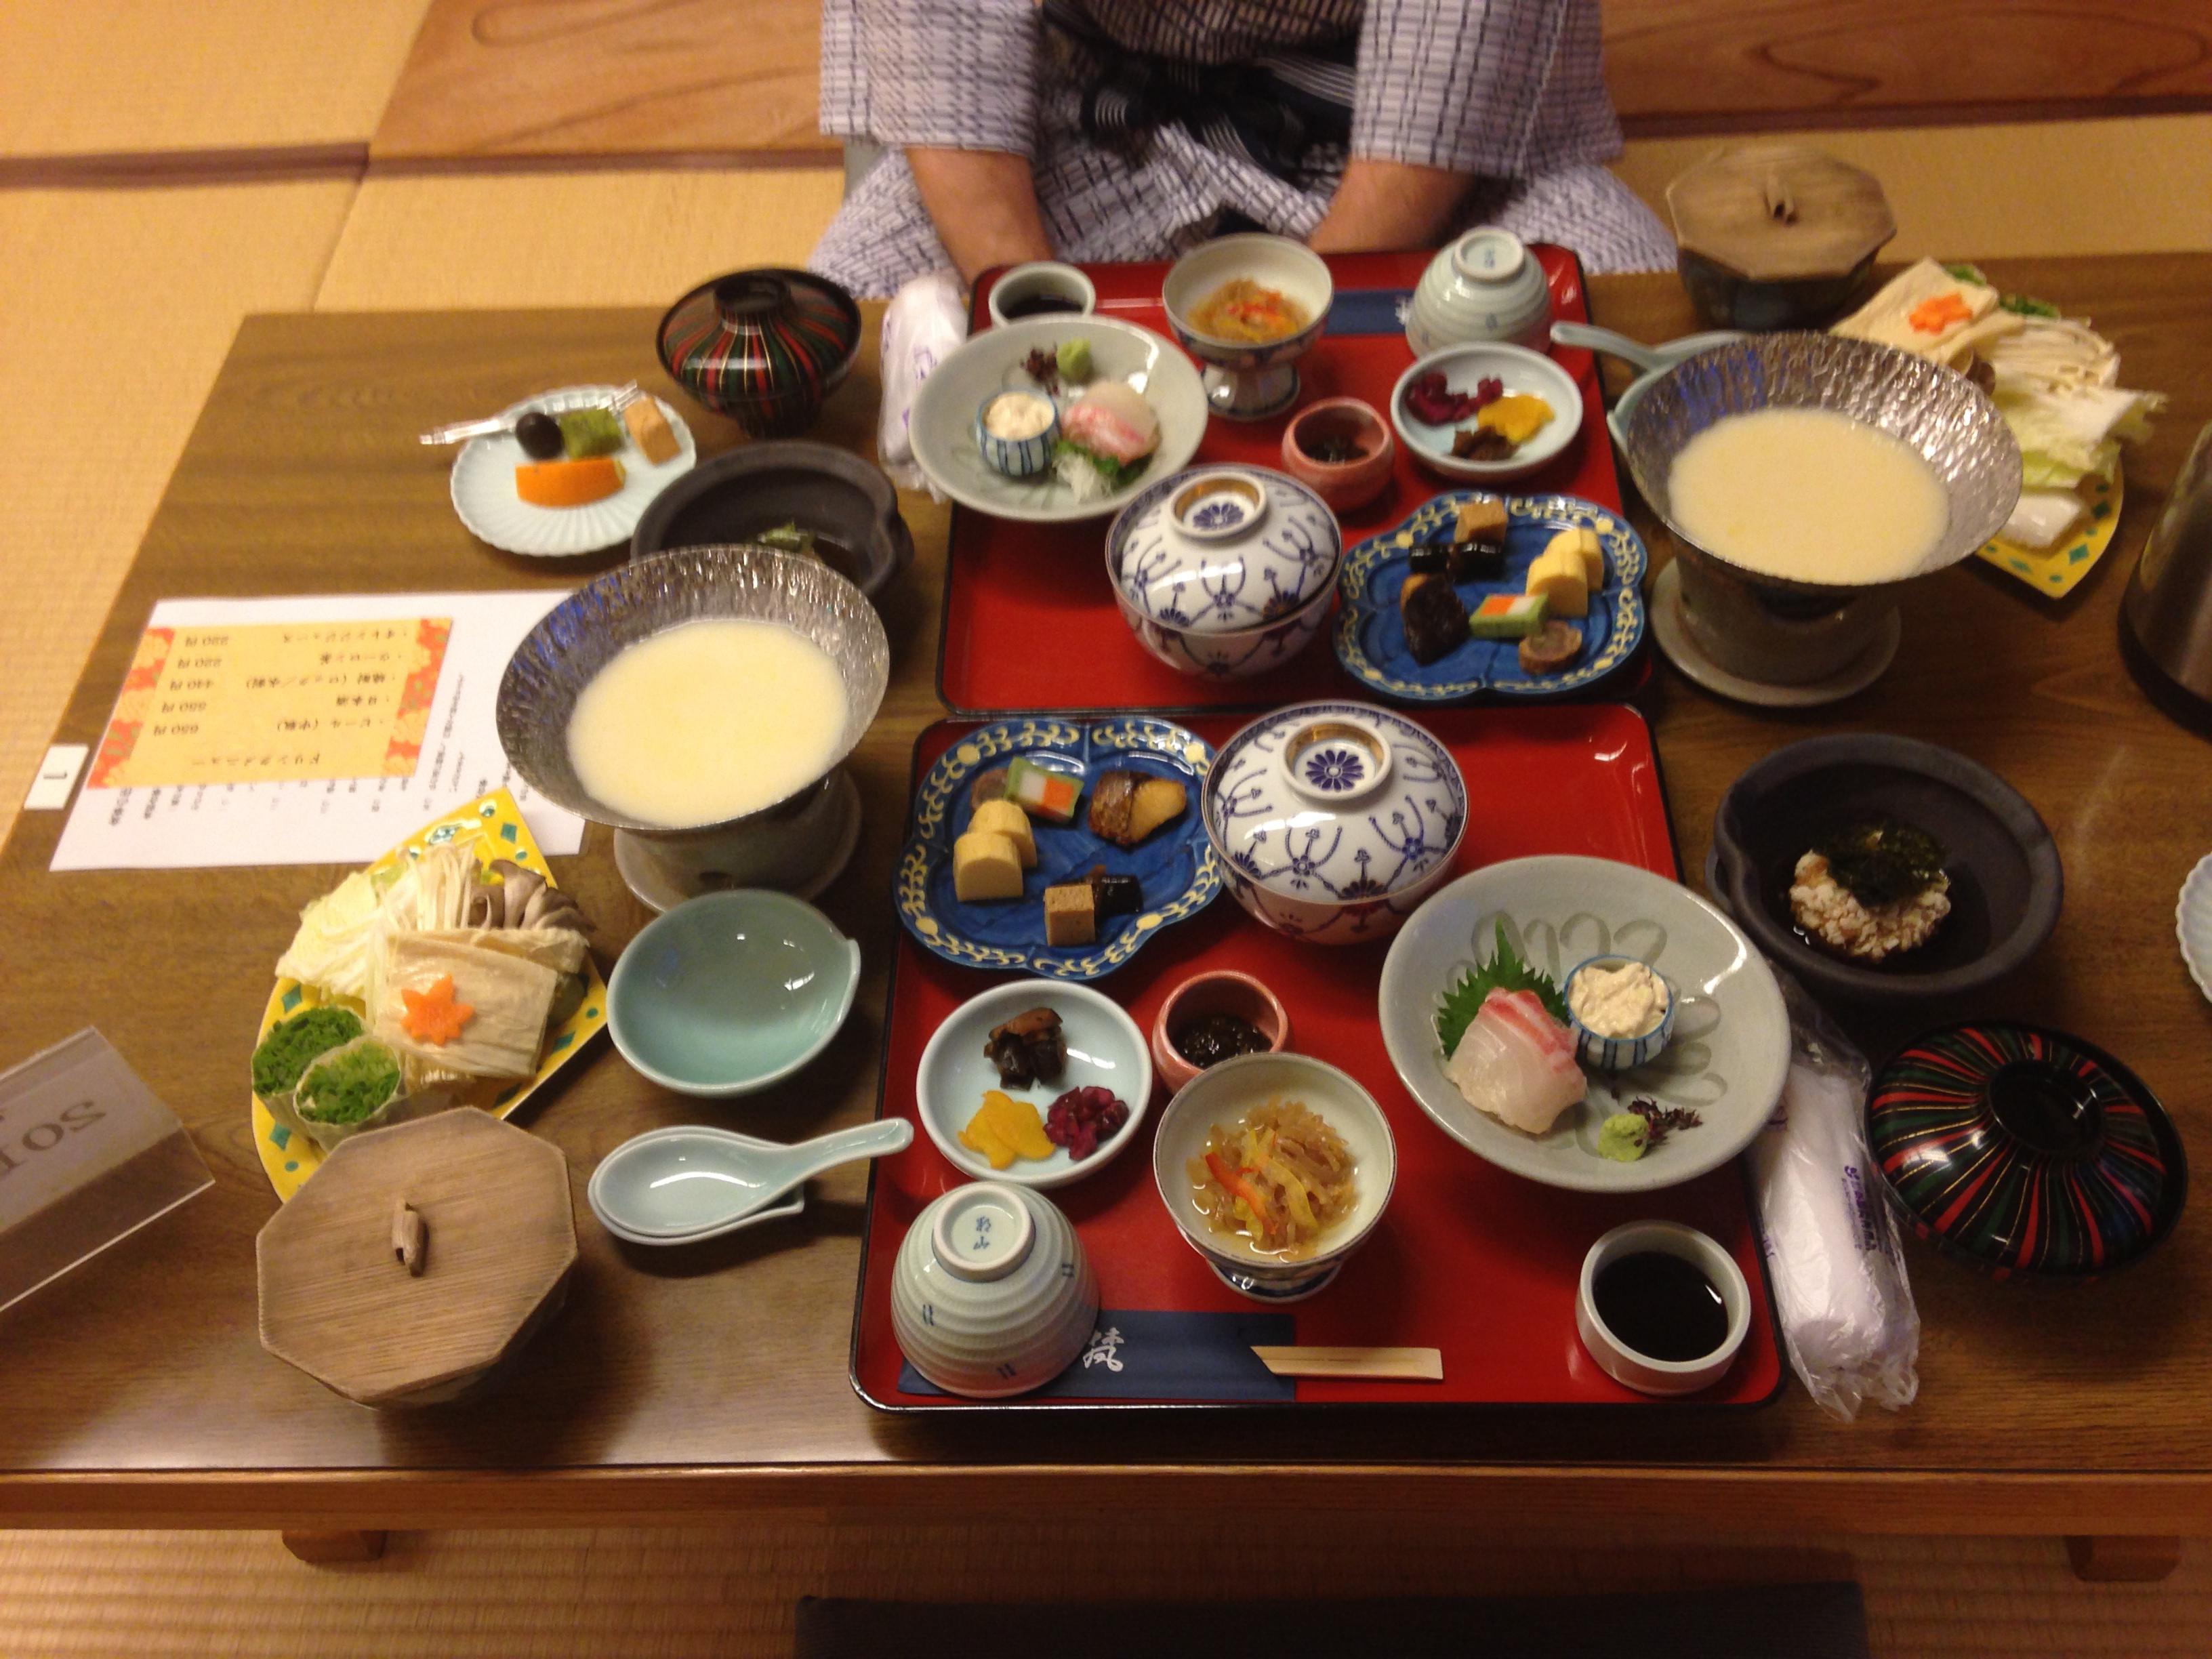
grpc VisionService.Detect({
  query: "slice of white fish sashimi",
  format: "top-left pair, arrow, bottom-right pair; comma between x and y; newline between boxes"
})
1442,987 -> 1585,1135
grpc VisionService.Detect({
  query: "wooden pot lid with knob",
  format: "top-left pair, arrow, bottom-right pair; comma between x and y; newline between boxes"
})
1666,142 -> 1896,282
256,1108 -> 575,1408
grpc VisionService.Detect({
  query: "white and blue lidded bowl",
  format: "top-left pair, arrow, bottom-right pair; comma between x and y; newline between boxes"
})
1202,699 -> 1467,945
1105,466 -> 1342,680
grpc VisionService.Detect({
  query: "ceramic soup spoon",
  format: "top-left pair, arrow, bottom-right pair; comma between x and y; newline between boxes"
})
588,1120 -> 914,1244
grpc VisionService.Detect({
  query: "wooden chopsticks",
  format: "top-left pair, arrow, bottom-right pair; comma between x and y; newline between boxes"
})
1250,1345 -> 1443,1381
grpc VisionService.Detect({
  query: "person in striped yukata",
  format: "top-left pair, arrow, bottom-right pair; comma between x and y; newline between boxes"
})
809,0 -> 1674,297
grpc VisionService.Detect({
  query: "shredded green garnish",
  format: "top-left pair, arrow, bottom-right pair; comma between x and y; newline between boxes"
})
251,1006 -> 363,1099
1435,919 -> 1570,1057
296,1040 -> 401,1125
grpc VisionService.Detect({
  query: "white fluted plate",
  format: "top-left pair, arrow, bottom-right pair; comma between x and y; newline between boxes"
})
450,384 -> 696,557
2178,853 -> 2212,1003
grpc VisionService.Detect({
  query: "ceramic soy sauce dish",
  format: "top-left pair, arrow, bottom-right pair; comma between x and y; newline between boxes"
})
1576,1220 -> 1750,1395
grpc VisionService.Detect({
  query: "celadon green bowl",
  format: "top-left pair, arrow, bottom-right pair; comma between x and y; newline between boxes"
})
609,889 -> 861,1097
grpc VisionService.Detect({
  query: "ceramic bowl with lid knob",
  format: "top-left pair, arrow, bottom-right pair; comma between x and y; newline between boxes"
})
889,1181 -> 1101,1397
656,266 -> 862,438
1406,228 -> 1554,356
1202,700 -> 1467,945
1105,466 -> 1343,679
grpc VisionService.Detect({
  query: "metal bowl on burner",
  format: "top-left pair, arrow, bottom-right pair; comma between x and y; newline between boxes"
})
495,544 -> 889,910
1620,333 -> 2019,695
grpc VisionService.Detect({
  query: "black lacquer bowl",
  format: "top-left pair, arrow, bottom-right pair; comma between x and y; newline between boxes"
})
1868,1022 -> 2186,1279
631,441 -> 913,607
1707,733 -> 2061,1004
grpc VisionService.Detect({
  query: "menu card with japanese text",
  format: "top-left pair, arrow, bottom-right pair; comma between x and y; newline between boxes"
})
53,592 -> 584,871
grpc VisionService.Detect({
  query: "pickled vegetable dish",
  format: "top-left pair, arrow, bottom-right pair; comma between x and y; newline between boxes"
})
1187,278 -> 1311,346
1188,1098 -> 1355,1260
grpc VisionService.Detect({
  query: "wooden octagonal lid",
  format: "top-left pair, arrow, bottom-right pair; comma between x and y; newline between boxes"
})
257,1109 -> 575,1408
1666,141 -> 1896,281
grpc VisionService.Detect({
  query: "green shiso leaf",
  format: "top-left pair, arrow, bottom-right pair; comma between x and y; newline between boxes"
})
251,1006 -> 363,1099
1435,918 -> 1570,1057
1052,438 -> 1150,491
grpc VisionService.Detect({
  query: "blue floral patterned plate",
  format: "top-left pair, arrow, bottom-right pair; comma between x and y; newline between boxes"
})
896,716 -> 1221,981
1332,491 -> 1647,702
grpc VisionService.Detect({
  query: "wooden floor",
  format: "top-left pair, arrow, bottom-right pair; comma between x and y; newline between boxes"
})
1,1522 -> 2207,1658
4,4 -> 2212,1654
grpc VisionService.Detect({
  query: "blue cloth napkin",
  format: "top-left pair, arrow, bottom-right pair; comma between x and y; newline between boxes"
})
897,1307 -> 1296,1401
1323,288 -> 1415,338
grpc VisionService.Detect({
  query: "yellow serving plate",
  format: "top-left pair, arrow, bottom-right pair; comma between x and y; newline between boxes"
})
1975,462 -> 2121,600
250,790 -> 607,1201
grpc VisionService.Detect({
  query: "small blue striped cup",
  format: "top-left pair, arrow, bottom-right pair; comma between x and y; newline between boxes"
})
1564,955 -> 1677,1072
975,391 -> 1060,478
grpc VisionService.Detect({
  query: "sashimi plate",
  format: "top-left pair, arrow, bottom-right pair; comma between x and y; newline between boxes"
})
1377,855 -> 1788,1193
909,316 -> 1207,525
897,715 -> 1219,981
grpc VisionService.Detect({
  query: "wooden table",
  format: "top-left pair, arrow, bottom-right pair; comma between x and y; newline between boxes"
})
3,258 -> 2208,1571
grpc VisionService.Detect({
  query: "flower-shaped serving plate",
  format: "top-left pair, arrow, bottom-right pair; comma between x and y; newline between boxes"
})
895,716 -> 1221,980
250,790 -> 608,1202
1377,855 -> 1790,1194
1332,491 -> 1647,702
449,385 -> 697,558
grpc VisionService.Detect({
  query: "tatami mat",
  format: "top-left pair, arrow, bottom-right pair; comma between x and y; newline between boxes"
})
0,182 -> 357,848
0,1523 -> 2204,1658
0,0 -> 428,163
312,170 -> 844,310
371,0 -> 832,163
1616,115 -> 2212,260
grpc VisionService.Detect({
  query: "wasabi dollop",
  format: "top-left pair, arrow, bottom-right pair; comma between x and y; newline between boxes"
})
1596,1111 -> 1650,1163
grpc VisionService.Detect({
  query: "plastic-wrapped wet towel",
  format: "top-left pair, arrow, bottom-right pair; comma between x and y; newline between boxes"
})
878,269 -> 966,494
1749,975 -> 1921,1421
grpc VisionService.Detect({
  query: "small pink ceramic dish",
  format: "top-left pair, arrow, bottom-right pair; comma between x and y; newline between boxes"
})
1149,970 -> 1290,1094
1280,398 -> 1395,514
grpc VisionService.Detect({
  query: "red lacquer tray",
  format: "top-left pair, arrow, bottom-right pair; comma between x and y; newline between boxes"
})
852,703 -> 1784,1410
937,247 -> 1637,715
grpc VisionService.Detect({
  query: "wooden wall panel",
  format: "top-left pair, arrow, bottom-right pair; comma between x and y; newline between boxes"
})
366,0 -> 2212,166
1603,0 -> 2212,132
369,0 -> 833,163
